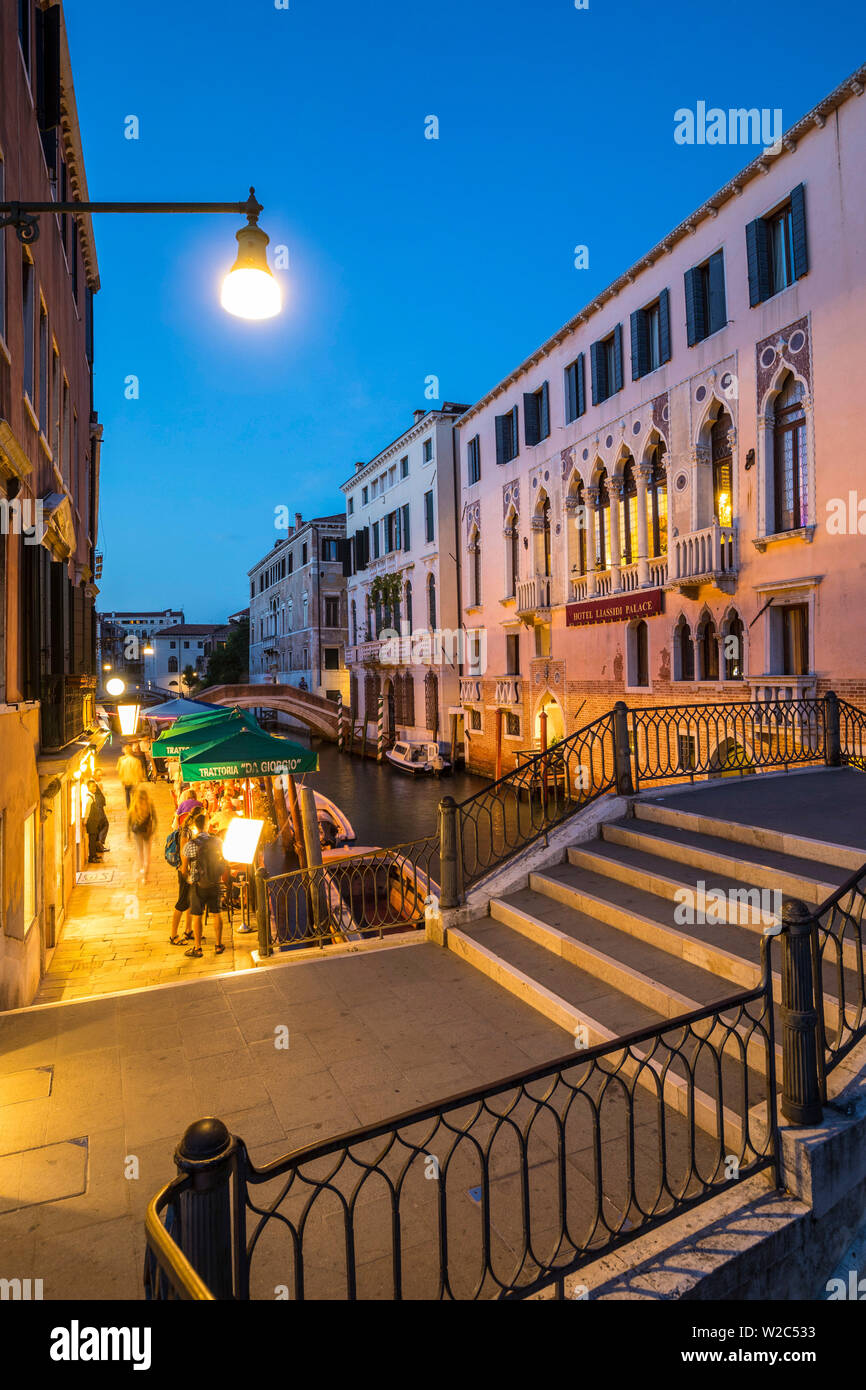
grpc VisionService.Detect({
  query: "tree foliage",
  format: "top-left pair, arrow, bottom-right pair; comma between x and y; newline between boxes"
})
203,618 -> 250,687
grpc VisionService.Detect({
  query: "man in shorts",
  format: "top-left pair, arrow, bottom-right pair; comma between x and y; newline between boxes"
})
181,812 -> 226,958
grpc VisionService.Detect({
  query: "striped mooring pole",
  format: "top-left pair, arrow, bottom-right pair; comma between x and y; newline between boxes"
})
377,694 -> 385,762
337,692 -> 345,752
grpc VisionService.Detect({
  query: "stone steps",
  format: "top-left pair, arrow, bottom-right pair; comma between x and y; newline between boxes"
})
445,795 -> 864,1141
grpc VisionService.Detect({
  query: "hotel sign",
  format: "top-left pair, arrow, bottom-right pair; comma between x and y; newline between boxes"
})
566,588 -> 664,628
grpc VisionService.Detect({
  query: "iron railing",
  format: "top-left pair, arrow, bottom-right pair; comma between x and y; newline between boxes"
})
257,833 -> 440,953
839,697 -> 866,770
629,696 -> 825,788
807,863 -> 866,1076
452,695 -> 833,895
454,710 -> 618,890
145,937 -> 779,1301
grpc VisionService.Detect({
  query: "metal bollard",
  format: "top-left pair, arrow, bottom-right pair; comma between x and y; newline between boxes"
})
174,1118 -> 236,1300
779,898 -> 823,1126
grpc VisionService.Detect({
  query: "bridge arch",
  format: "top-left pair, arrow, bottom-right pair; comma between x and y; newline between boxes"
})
195,684 -> 340,740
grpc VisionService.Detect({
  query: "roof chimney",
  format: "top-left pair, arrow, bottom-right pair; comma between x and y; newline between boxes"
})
413,409 -> 425,424
295,512 -> 303,531
354,460 -> 365,472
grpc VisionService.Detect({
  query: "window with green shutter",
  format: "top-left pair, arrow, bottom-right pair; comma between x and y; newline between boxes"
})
523,382 -> 549,447
564,354 -> 585,423
495,406 -> 519,465
630,290 -> 671,379
591,327 -> 623,405
685,251 -> 726,345
746,185 -> 808,306
467,434 -> 480,485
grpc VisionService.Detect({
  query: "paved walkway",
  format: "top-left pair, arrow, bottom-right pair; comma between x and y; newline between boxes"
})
0,943 -> 571,1299
647,767 -> 866,849
35,754 -> 255,1004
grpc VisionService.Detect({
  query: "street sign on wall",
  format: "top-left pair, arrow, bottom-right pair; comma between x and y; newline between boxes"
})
565,588 -> 664,628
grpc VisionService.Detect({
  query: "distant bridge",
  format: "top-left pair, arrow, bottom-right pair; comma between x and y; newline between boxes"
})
195,683 -> 341,740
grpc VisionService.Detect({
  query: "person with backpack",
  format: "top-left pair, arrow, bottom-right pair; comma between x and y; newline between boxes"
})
166,815 -> 194,946
127,786 -> 158,882
181,811 -> 227,958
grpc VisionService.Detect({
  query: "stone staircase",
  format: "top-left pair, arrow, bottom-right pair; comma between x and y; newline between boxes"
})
447,797 -> 863,1129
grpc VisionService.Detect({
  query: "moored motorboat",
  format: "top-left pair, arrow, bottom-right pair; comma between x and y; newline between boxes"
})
385,740 -> 451,775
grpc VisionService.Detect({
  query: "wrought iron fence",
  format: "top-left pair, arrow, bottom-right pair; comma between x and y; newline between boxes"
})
453,696 -> 835,895
454,710 -> 618,890
258,833 -> 440,953
808,862 -> 866,1075
630,696 -> 826,788
839,697 -> 866,770
144,940 -> 778,1301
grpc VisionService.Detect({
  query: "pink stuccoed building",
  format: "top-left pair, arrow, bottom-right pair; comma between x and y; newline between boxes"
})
455,65 -> 866,777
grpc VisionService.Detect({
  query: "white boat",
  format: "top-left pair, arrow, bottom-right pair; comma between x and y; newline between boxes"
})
385,740 -> 451,776
312,790 -> 356,846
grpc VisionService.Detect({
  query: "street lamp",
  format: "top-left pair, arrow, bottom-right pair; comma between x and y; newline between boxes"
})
0,188 -> 282,321
105,677 -> 125,697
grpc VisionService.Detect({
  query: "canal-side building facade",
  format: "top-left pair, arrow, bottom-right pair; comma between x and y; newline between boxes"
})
248,513 -> 349,725
98,607 -> 184,695
456,68 -> 866,777
143,622 -> 222,696
341,404 -> 469,748
0,0 -> 103,1006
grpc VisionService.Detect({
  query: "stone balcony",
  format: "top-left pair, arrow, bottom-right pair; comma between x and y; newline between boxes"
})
668,523 -> 738,595
494,676 -> 524,707
345,640 -> 381,665
749,674 -> 818,703
568,556 -> 668,603
516,575 -> 561,618
459,677 -> 482,703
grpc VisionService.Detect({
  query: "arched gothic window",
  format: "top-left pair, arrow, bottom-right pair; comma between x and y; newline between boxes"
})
427,573 -> 436,629
620,459 -> 638,564
724,610 -> 745,680
595,470 -> 610,570
773,373 -> 807,533
648,443 -> 667,557
675,616 -> 695,681
698,615 -> 719,681
711,412 -> 733,526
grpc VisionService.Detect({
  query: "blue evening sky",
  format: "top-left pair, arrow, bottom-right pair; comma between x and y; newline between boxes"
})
63,0 -> 865,621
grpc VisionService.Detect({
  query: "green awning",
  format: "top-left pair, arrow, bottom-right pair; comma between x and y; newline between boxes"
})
179,726 -> 318,782
152,710 -> 257,758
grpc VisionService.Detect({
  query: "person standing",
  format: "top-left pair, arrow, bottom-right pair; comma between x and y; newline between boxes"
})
128,786 -> 158,882
116,744 -> 144,808
168,814 -> 194,946
85,780 -> 109,863
182,812 -> 227,958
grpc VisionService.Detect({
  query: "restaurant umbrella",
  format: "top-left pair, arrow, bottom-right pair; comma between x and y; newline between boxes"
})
152,709 -> 258,759
179,725 -> 318,782
140,696 -> 216,724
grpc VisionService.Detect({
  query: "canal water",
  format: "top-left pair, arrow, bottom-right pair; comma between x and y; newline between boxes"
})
283,738 -> 489,851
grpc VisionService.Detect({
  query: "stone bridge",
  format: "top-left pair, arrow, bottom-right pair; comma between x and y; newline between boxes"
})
196,683 -> 340,740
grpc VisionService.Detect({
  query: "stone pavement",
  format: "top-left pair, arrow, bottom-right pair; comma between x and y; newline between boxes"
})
0,942 -> 573,1299
647,767 -> 866,849
35,753 -> 255,1004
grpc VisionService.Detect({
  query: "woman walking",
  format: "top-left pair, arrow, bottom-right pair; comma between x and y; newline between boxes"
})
128,786 -> 158,883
